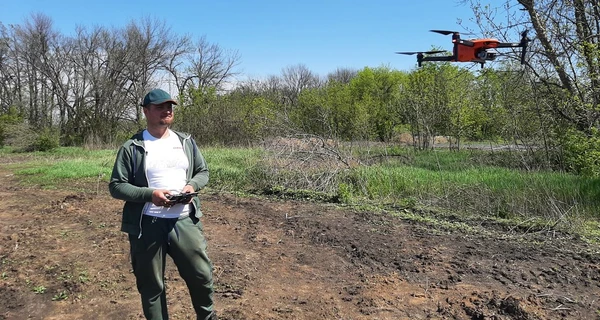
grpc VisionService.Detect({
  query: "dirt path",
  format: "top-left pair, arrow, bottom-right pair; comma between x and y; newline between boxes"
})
0,167 -> 599,320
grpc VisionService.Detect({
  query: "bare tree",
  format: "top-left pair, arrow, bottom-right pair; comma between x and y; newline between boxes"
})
9,13 -> 61,129
327,67 -> 358,84
281,64 -> 321,108
0,22 -> 15,113
164,35 -> 241,100
119,17 -> 189,126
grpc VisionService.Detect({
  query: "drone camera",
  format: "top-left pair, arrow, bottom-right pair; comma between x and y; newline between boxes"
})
477,50 -> 496,61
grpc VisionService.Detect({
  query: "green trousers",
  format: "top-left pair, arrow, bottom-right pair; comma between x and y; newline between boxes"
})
128,215 -> 214,320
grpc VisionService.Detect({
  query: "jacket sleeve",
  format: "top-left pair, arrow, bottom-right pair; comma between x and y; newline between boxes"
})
108,145 -> 154,203
187,138 -> 209,191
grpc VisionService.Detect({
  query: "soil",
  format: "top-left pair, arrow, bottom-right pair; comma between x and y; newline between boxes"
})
0,163 -> 599,320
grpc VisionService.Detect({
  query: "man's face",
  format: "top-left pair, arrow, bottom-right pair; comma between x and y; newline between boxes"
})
143,102 -> 174,127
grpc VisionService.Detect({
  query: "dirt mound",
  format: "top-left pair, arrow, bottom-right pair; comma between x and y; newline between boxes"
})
0,167 -> 599,319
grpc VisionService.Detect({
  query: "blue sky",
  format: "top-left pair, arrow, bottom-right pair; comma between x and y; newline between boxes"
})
0,0 -> 480,80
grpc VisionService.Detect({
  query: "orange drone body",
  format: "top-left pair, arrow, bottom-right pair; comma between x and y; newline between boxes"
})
455,38 -> 500,62
396,30 -> 530,68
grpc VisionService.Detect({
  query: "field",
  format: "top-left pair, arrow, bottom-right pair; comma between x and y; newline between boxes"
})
1,150 -> 600,320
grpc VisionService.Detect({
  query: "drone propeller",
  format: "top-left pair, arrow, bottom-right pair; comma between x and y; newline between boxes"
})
395,50 -> 447,55
430,29 -> 475,47
396,50 -> 450,67
430,30 -> 475,36
430,30 -> 459,36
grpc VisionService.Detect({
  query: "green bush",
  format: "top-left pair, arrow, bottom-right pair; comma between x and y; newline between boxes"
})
336,182 -> 352,204
34,128 -> 60,151
562,128 -> 600,177
2,123 -> 60,152
0,107 -> 24,147
3,123 -> 37,151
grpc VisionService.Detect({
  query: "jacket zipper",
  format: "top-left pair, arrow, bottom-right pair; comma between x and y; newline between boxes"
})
132,140 -> 147,239
181,135 -> 199,217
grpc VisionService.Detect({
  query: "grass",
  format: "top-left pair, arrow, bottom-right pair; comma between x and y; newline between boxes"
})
32,285 -> 47,294
202,147 -> 262,192
351,163 -> 600,230
352,163 -> 600,207
1,144 -> 599,240
1,147 -> 116,188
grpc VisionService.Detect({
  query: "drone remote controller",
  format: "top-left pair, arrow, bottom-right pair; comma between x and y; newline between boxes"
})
166,192 -> 199,204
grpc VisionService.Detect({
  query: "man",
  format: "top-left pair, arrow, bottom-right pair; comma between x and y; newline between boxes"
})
109,88 -> 215,320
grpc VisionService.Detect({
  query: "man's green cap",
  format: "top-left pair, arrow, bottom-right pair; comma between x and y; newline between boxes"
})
141,89 -> 178,107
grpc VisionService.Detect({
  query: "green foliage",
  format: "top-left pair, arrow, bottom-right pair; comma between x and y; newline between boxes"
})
16,158 -> 111,180
0,107 -> 23,147
349,67 -> 408,141
52,290 -> 68,301
6,148 -> 116,189
344,151 -> 600,226
4,142 -> 599,237
295,87 -> 330,135
562,128 -> 600,177
2,122 -> 38,151
295,79 -> 365,140
475,68 -> 546,143
32,285 -> 46,294
201,147 -> 262,191
242,96 -> 278,139
0,107 -> 25,147
1,112 -> 60,152
175,86 -> 277,145
400,64 -> 456,148
34,128 -> 60,151
293,66 -> 409,141
336,182 -> 352,204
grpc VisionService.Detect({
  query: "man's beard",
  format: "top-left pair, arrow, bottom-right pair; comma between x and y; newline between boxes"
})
159,118 -> 173,126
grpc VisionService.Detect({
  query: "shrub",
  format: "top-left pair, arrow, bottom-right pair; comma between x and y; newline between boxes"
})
3,122 -> 37,151
2,123 -> 60,152
34,128 -> 60,151
562,128 -> 600,177
0,107 -> 24,147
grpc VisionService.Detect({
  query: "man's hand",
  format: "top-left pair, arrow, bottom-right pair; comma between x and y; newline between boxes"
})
181,184 -> 195,194
179,185 -> 196,204
152,189 -> 172,207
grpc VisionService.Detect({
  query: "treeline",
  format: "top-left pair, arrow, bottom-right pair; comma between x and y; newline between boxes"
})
176,63 -> 547,150
1,0 -> 600,176
0,14 -> 240,146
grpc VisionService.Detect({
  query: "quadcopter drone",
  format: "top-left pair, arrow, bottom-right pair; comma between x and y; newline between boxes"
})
396,30 -> 530,68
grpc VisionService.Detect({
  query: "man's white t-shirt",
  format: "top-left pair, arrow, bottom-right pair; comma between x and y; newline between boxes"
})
142,129 -> 191,219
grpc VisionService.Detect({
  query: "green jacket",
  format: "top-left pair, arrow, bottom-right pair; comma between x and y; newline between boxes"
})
108,130 -> 209,237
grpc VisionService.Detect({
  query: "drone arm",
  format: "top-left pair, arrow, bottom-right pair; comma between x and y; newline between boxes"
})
496,41 -> 529,64
495,42 -> 522,48
419,56 -> 454,66
421,56 -> 454,62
